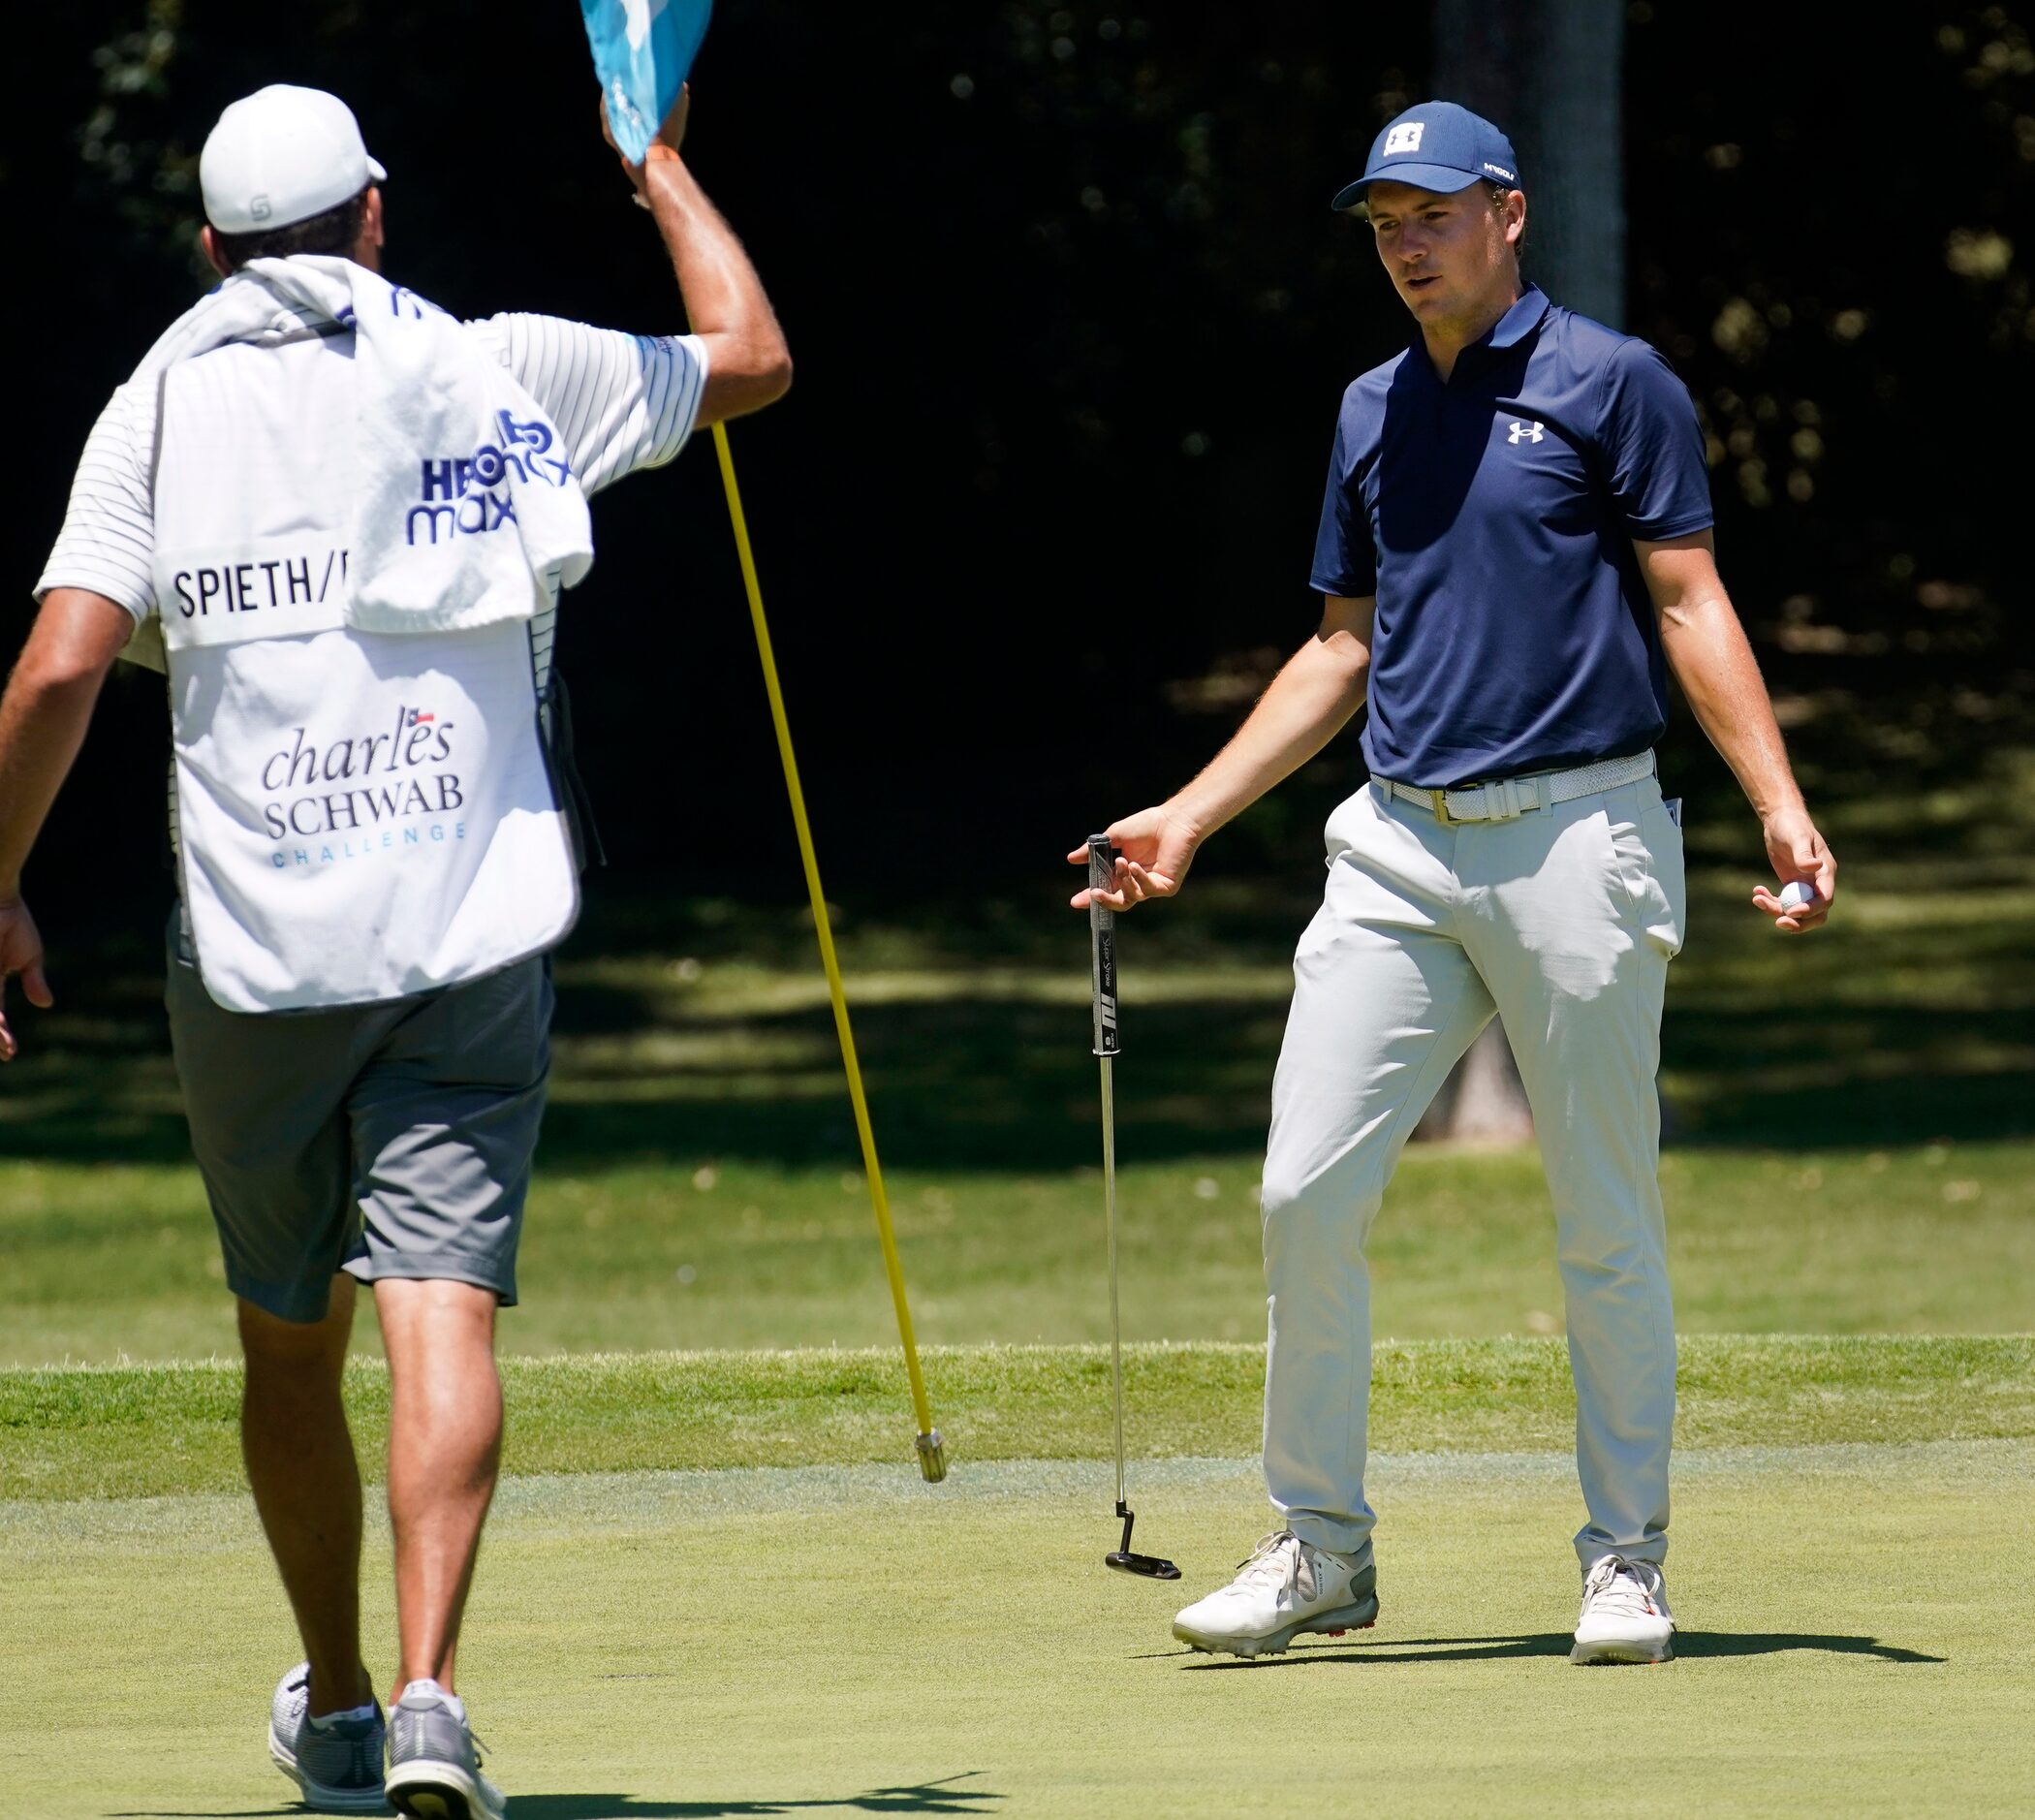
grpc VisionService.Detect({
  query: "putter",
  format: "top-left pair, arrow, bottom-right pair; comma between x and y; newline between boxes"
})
1088,835 -> 1181,1582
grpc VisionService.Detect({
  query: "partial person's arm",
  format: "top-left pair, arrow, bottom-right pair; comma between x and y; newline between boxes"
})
1067,594 -> 1375,911
606,91 -> 791,426
0,588 -> 136,1057
1637,532 -> 1835,932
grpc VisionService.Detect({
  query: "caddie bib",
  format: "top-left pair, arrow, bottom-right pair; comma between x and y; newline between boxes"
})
151,330 -> 579,1013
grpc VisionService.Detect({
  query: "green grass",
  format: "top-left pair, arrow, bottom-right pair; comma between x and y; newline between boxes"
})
6,1335 -> 2031,1501
4,1138 -> 2031,1365
1,762 -> 2028,1808
5,1442 -> 2030,1816
1,749 -> 2030,1369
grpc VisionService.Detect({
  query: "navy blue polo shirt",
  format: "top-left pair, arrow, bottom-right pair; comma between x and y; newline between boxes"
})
1311,285 -> 1713,788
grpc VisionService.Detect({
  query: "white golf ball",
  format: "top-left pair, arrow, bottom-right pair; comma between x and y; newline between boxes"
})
1777,881 -> 1817,913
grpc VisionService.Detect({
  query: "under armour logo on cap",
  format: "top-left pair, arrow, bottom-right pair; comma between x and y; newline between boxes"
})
1331,100 -> 1520,211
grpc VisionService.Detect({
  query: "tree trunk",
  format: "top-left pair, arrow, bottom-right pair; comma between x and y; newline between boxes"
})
1414,0 -> 1626,1145
1430,0 -> 1627,329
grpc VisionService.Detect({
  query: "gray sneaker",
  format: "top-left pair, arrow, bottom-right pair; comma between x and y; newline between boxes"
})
267,1664 -> 388,1814
384,1679 -> 506,1820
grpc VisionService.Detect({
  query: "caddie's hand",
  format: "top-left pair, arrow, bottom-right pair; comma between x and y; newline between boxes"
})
1751,805 -> 1835,933
601,83 -> 690,196
0,895 -> 53,1062
1067,805 -> 1202,912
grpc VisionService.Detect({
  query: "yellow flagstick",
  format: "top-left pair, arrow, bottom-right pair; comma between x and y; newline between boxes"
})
706,421 -> 946,1483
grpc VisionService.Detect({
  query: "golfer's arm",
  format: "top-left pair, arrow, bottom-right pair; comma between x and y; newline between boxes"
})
1169,594 -> 1373,838
1638,533 -> 1804,821
640,151 -> 791,426
0,590 -> 133,894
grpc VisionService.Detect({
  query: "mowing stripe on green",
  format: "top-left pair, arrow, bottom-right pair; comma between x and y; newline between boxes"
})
4,1334 -> 2029,1501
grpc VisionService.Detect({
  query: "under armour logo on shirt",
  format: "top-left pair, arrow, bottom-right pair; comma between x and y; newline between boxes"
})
1508,420 -> 1546,444
1384,122 -> 1424,155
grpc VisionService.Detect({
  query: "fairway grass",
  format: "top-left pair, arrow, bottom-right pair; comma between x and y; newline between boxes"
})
6,1335 -> 2032,1500
5,1442 -> 2029,1817
6,1139 -> 2034,1365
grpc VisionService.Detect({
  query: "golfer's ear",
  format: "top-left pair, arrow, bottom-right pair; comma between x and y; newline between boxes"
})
199,224 -> 232,280
360,187 -> 386,256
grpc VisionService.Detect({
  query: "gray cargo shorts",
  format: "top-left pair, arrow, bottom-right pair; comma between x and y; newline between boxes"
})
166,927 -> 554,1324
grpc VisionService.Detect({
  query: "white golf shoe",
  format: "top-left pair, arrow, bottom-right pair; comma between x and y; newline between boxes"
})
1172,1530 -> 1379,1658
1571,1553 -> 1675,1664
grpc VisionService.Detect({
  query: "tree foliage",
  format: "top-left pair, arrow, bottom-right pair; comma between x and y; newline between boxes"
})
8,1 -> 2027,923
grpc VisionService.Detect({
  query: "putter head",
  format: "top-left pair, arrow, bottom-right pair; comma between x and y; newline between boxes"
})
1106,1548 -> 1182,1580
1106,1500 -> 1180,1579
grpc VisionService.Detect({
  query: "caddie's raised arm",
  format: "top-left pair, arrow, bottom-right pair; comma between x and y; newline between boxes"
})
604,89 -> 791,426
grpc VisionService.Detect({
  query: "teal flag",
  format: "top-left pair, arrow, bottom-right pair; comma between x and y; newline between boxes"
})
579,0 -> 713,164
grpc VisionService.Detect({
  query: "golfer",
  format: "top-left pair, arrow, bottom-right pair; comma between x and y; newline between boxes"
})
1070,101 -> 1834,1665
2,83 -> 787,1814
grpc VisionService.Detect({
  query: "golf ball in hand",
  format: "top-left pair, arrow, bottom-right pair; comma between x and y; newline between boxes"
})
1777,881 -> 1817,913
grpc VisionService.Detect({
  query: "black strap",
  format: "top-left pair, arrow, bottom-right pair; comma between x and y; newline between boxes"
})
540,669 -> 607,871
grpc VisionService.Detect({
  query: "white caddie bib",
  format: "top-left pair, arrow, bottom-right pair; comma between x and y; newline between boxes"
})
151,331 -> 579,1013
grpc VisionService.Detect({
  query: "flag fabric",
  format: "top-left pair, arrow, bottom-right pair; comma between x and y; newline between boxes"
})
578,0 -> 713,164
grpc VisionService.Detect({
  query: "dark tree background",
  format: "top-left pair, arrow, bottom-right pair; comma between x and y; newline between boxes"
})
6,1 -> 2030,941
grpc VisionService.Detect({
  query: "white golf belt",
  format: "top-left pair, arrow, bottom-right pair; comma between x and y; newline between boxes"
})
1375,750 -> 1655,825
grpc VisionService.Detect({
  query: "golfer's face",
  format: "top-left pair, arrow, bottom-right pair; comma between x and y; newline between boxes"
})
1365,180 -> 1503,324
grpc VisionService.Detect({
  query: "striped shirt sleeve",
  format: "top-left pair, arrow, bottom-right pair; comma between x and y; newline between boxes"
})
35,381 -> 161,620
479,314 -> 707,498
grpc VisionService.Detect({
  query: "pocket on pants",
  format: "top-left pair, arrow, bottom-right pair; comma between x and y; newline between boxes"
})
1323,787 -> 1377,866
1608,803 -> 1686,958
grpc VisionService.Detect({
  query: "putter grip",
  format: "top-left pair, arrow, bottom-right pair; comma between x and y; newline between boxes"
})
1087,834 -> 1120,1058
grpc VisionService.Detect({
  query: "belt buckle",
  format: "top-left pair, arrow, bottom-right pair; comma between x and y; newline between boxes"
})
1429,787 -> 1455,827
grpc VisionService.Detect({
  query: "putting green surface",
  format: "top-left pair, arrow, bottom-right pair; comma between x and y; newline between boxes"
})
6,1441 -> 2030,1817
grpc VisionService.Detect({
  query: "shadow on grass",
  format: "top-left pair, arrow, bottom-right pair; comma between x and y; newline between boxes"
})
1173,1631 -> 1947,1667
6,867 -> 2031,1172
110,1777 -> 1005,1820
509,1775 -> 1004,1817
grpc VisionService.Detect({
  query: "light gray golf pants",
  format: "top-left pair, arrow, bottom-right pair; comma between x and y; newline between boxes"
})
1261,768 -> 1685,1570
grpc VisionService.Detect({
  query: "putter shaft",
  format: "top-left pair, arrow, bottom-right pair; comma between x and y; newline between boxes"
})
1102,1053 -> 1126,1511
1088,836 -> 1128,1515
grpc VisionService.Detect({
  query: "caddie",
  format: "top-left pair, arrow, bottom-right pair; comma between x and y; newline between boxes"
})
0,82 -> 788,1816
1070,100 -> 1835,1666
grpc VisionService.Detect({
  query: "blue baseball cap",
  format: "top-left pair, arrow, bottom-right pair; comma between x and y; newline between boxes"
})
1331,101 -> 1520,210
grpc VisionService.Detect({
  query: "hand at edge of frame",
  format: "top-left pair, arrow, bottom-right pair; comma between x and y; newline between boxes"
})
1067,805 -> 1201,911
0,895 -> 53,1062
601,84 -> 690,200
1750,804 -> 1835,934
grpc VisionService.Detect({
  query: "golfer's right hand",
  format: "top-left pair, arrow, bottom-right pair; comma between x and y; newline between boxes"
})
1067,806 -> 1200,911
0,895 -> 52,1062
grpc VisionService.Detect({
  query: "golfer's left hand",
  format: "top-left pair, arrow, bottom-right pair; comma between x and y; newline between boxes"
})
1751,806 -> 1835,933
0,895 -> 53,1061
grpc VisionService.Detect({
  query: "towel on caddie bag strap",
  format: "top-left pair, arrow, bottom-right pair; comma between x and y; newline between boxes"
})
129,256 -> 593,640
579,0 -> 713,163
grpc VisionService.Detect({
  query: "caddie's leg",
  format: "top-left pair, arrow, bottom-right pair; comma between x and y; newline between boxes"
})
1462,777 -> 1686,1568
239,1279 -> 373,1717
1262,785 -> 1493,1557
376,1277 -> 502,1697
342,957 -> 550,1700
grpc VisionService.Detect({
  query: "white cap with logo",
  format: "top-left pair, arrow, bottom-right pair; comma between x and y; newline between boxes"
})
200,84 -> 387,235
